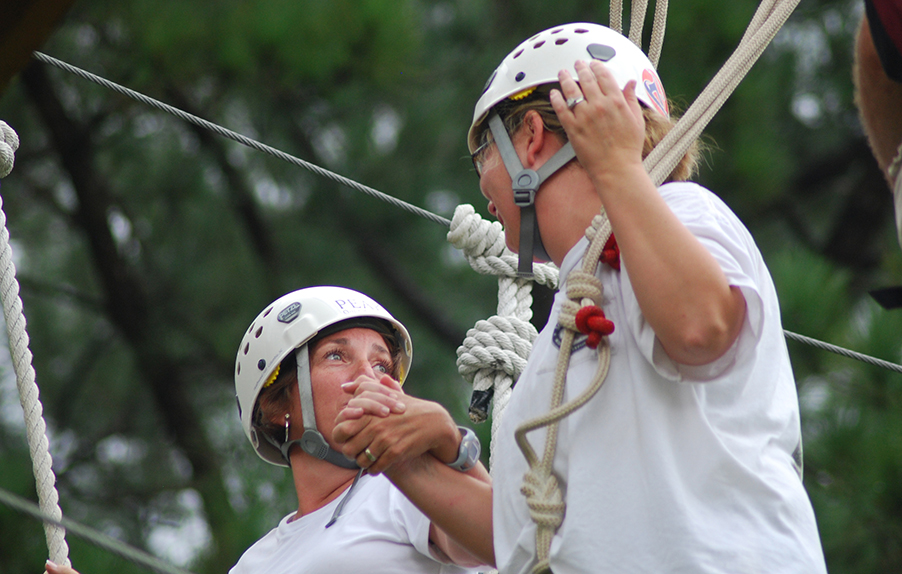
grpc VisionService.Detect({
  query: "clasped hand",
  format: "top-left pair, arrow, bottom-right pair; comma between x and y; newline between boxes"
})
333,375 -> 459,475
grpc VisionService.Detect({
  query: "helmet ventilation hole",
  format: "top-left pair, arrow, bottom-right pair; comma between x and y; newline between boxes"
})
243,342 -> 250,355
555,38 -> 569,45
255,326 -> 263,338
263,307 -> 273,317
513,49 -> 524,59
575,28 -> 588,34
533,41 -> 545,49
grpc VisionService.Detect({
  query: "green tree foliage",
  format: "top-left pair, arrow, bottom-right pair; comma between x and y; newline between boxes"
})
0,0 -> 900,573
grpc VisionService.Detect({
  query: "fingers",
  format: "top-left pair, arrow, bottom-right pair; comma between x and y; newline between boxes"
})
342,380 -> 406,416
45,561 -> 80,574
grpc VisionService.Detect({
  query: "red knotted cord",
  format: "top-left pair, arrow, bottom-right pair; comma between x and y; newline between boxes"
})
574,306 -> 615,349
600,234 -> 620,270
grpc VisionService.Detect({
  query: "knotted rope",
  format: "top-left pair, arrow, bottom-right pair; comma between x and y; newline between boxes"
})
0,121 -> 71,568
448,204 -> 558,466
513,212 -> 616,574
0,121 -> 18,178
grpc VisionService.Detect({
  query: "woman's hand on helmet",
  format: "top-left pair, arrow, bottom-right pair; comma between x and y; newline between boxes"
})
337,375 -> 406,422
550,59 -> 646,183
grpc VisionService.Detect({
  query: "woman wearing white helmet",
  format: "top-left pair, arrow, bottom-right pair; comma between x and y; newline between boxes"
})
228,285 -> 488,573
335,22 -> 827,574
44,286 -> 488,574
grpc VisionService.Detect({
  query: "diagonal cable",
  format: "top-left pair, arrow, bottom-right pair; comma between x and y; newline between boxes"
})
31,52 -> 451,228
0,486 -> 197,574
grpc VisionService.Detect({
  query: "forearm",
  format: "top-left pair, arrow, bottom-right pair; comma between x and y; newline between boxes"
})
592,163 -> 746,365
386,456 -> 495,567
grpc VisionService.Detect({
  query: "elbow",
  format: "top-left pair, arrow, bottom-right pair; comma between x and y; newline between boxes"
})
668,289 -> 747,366
671,321 -> 735,366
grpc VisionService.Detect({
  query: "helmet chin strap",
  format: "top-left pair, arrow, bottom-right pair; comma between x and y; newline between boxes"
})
278,347 -> 360,469
487,112 -> 576,277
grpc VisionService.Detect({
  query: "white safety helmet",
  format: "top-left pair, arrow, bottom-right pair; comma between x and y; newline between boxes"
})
235,286 -> 412,467
468,22 -> 669,152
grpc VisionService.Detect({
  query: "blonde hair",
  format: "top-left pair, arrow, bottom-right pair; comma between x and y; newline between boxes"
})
475,84 -> 701,183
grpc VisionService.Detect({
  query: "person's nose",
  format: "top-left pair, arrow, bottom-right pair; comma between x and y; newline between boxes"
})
352,358 -> 378,380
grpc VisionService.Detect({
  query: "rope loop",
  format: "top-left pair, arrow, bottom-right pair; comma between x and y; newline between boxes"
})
558,270 -> 603,333
0,121 -> 19,179
520,467 -> 566,529
521,467 -> 566,574
448,204 -> 560,288
457,315 -> 538,385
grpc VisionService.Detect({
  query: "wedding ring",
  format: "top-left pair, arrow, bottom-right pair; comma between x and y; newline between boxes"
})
566,96 -> 585,110
364,447 -> 377,463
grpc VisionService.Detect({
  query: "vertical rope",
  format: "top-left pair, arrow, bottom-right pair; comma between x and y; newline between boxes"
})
648,0 -> 669,68
644,0 -> 801,186
628,0 -> 649,47
610,0 -> 623,34
513,212 -> 615,574
0,121 -> 71,567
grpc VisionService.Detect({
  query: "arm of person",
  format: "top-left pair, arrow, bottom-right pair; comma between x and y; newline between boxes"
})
45,561 -> 79,574
333,380 -> 494,567
391,454 -> 494,568
551,60 -> 746,366
855,7 -> 902,184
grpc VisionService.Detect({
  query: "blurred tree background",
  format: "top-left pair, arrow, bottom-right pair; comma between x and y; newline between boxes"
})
1,0 -> 901,572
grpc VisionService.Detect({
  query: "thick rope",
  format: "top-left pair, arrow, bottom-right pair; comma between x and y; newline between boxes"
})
0,122 -> 71,567
0,121 -> 18,178
648,0 -> 669,68
610,0 -> 623,35
513,212 -> 615,574
643,0 -> 802,186
628,0 -> 649,47
448,205 -> 558,465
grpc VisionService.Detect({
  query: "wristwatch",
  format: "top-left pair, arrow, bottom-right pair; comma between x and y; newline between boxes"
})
447,426 -> 481,472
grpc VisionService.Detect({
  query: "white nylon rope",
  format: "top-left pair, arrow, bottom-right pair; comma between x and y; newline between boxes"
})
448,204 -> 558,466
0,121 -> 71,568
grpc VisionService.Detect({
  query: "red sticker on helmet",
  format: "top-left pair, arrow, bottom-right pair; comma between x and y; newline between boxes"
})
642,68 -> 668,117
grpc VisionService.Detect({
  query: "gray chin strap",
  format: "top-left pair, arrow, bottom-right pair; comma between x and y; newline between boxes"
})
279,346 -> 359,469
487,112 -> 576,277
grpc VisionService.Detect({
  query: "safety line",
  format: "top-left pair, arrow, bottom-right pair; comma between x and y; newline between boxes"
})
31,52 -> 451,228
784,329 -> 902,374
0,485 -> 197,574
27,52 -> 902,379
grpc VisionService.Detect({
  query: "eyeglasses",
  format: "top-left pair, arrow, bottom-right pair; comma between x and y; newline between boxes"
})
470,138 -> 495,179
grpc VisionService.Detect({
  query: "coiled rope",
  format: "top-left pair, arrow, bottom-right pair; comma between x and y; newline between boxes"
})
0,121 -> 70,568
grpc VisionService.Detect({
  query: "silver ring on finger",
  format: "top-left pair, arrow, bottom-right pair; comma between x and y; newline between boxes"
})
566,96 -> 585,110
364,447 -> 377,463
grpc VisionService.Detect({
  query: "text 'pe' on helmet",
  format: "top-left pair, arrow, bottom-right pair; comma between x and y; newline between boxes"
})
234,286 -> 412,466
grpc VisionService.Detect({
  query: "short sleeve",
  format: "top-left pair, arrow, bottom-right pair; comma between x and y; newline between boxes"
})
622,183 -> 765,382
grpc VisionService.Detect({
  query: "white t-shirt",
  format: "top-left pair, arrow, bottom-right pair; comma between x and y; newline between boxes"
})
231,474 -> 476,574
492,182 -> 828,574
